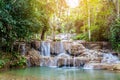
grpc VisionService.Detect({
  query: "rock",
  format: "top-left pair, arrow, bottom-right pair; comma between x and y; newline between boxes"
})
113,64 -> 120,70
57,57 -> 89,67
80,50 -> 103,62
94,63 -> 114,70
84,63 -> 114,70
50,41 -> 65,55
70,44 -> 86,56
112,52 -> 119,56
31,40 -> 40,50
26,49 -> 41,66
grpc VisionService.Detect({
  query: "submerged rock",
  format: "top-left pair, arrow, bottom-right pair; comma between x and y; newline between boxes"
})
84,63 -> 114,70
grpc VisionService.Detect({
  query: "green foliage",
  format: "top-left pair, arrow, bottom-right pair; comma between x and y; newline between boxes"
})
0,0 -> 52,51
10,53 -> 26,67
109,18 -> 120,52
0,60 -> 5,68
72,33 -> 88,40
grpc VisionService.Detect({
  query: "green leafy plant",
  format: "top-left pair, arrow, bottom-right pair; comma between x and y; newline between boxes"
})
109,18 -> 120,52
0,60 -> 5,68
10,53 -> 26,67
72,33 -> 89,41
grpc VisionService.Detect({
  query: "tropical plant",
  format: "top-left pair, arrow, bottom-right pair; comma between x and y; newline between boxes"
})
109,18 -> 120,52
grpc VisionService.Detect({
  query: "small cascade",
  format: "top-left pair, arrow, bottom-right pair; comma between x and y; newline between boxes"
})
57,53 -> 70,58
73,57 -> 76,67
56,53 -> 71,67
20,43 -> 26,55
101,53 -> 120,63
40,41 -> 50,56
64,58 -> 67,67
54,42 -> 65,54
83,64 -> 94,69
27,58 -> 31,67
59,42 -> 65,53
27,40 -> 120,69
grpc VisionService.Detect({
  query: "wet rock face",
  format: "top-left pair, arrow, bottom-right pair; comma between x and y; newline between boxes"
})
81,42 -> 111,50
84,63 -> 115,70
31,40 -> 40,50
70,44 -> 86,56
50,41 -> 65,55
57,57 -> 89,67
113,64 -> 120,70
26,49 -> 41,66
24,40 -> 120,70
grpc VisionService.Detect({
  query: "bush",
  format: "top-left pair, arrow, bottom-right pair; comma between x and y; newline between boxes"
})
109,18 -> 120,52
72,33 -> 89,41
10,53 -> 26,67
0,60 -> 5,68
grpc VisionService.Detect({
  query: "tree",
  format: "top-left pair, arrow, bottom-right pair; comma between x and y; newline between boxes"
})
109,18 -> 120,52
0,0 -> 52,51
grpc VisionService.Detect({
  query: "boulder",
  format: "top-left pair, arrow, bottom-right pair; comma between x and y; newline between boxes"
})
26,49 -> 41,66
84,63 -> 114,70
70,44 -> 86,56
31,40 -> 40,50
113,64 -> 120,70
50,41 -> 65,55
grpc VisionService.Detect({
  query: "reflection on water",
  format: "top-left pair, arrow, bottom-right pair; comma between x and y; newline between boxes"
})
0,67 -> 120,80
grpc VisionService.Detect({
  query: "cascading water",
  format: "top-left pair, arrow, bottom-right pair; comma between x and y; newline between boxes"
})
39,41 -> 51,66
40,41 -> 50,56
36,41 -> 120,69
54,42 -> 65,54
56,53 -> 71,67
73,57 -> 76,67
20,43 -> 26,55
102,53 -> 120,63
64,58 -> 67,67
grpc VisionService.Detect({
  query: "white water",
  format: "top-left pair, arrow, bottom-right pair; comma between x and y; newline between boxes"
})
57,53 -> 70,58
38,41 -> 120,69
73,57 -> 76,67
40,41 -> 50,56
102,53 -> 120,63
20,44 -> 26,55
83,64 -> 94,69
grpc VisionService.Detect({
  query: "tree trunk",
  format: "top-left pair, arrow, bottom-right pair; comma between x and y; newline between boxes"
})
41,28 -> 46,40
86,0 -> 91,41
117,0 -> 119,18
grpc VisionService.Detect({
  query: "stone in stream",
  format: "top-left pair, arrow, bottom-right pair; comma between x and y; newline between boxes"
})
84,63 -> 115,70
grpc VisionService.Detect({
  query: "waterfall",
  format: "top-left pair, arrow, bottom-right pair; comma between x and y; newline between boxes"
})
54,42 -> 65,54
64,58 -> 67,67
36,41 -> 120,69
73,57 -> 76,67
40,41 -> 50,57
83,64 -> 94,69
56,53 -> 71,67
20,43 -> 26,55
102,53 -> 120,63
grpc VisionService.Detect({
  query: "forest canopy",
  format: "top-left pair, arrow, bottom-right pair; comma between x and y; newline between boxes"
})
0,0 -> 120,52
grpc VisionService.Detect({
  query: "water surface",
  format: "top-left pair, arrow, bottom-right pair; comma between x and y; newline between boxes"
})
0,67 -> 120,80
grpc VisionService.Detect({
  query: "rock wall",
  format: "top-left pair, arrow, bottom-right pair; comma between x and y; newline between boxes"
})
17,40 -> 120,71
